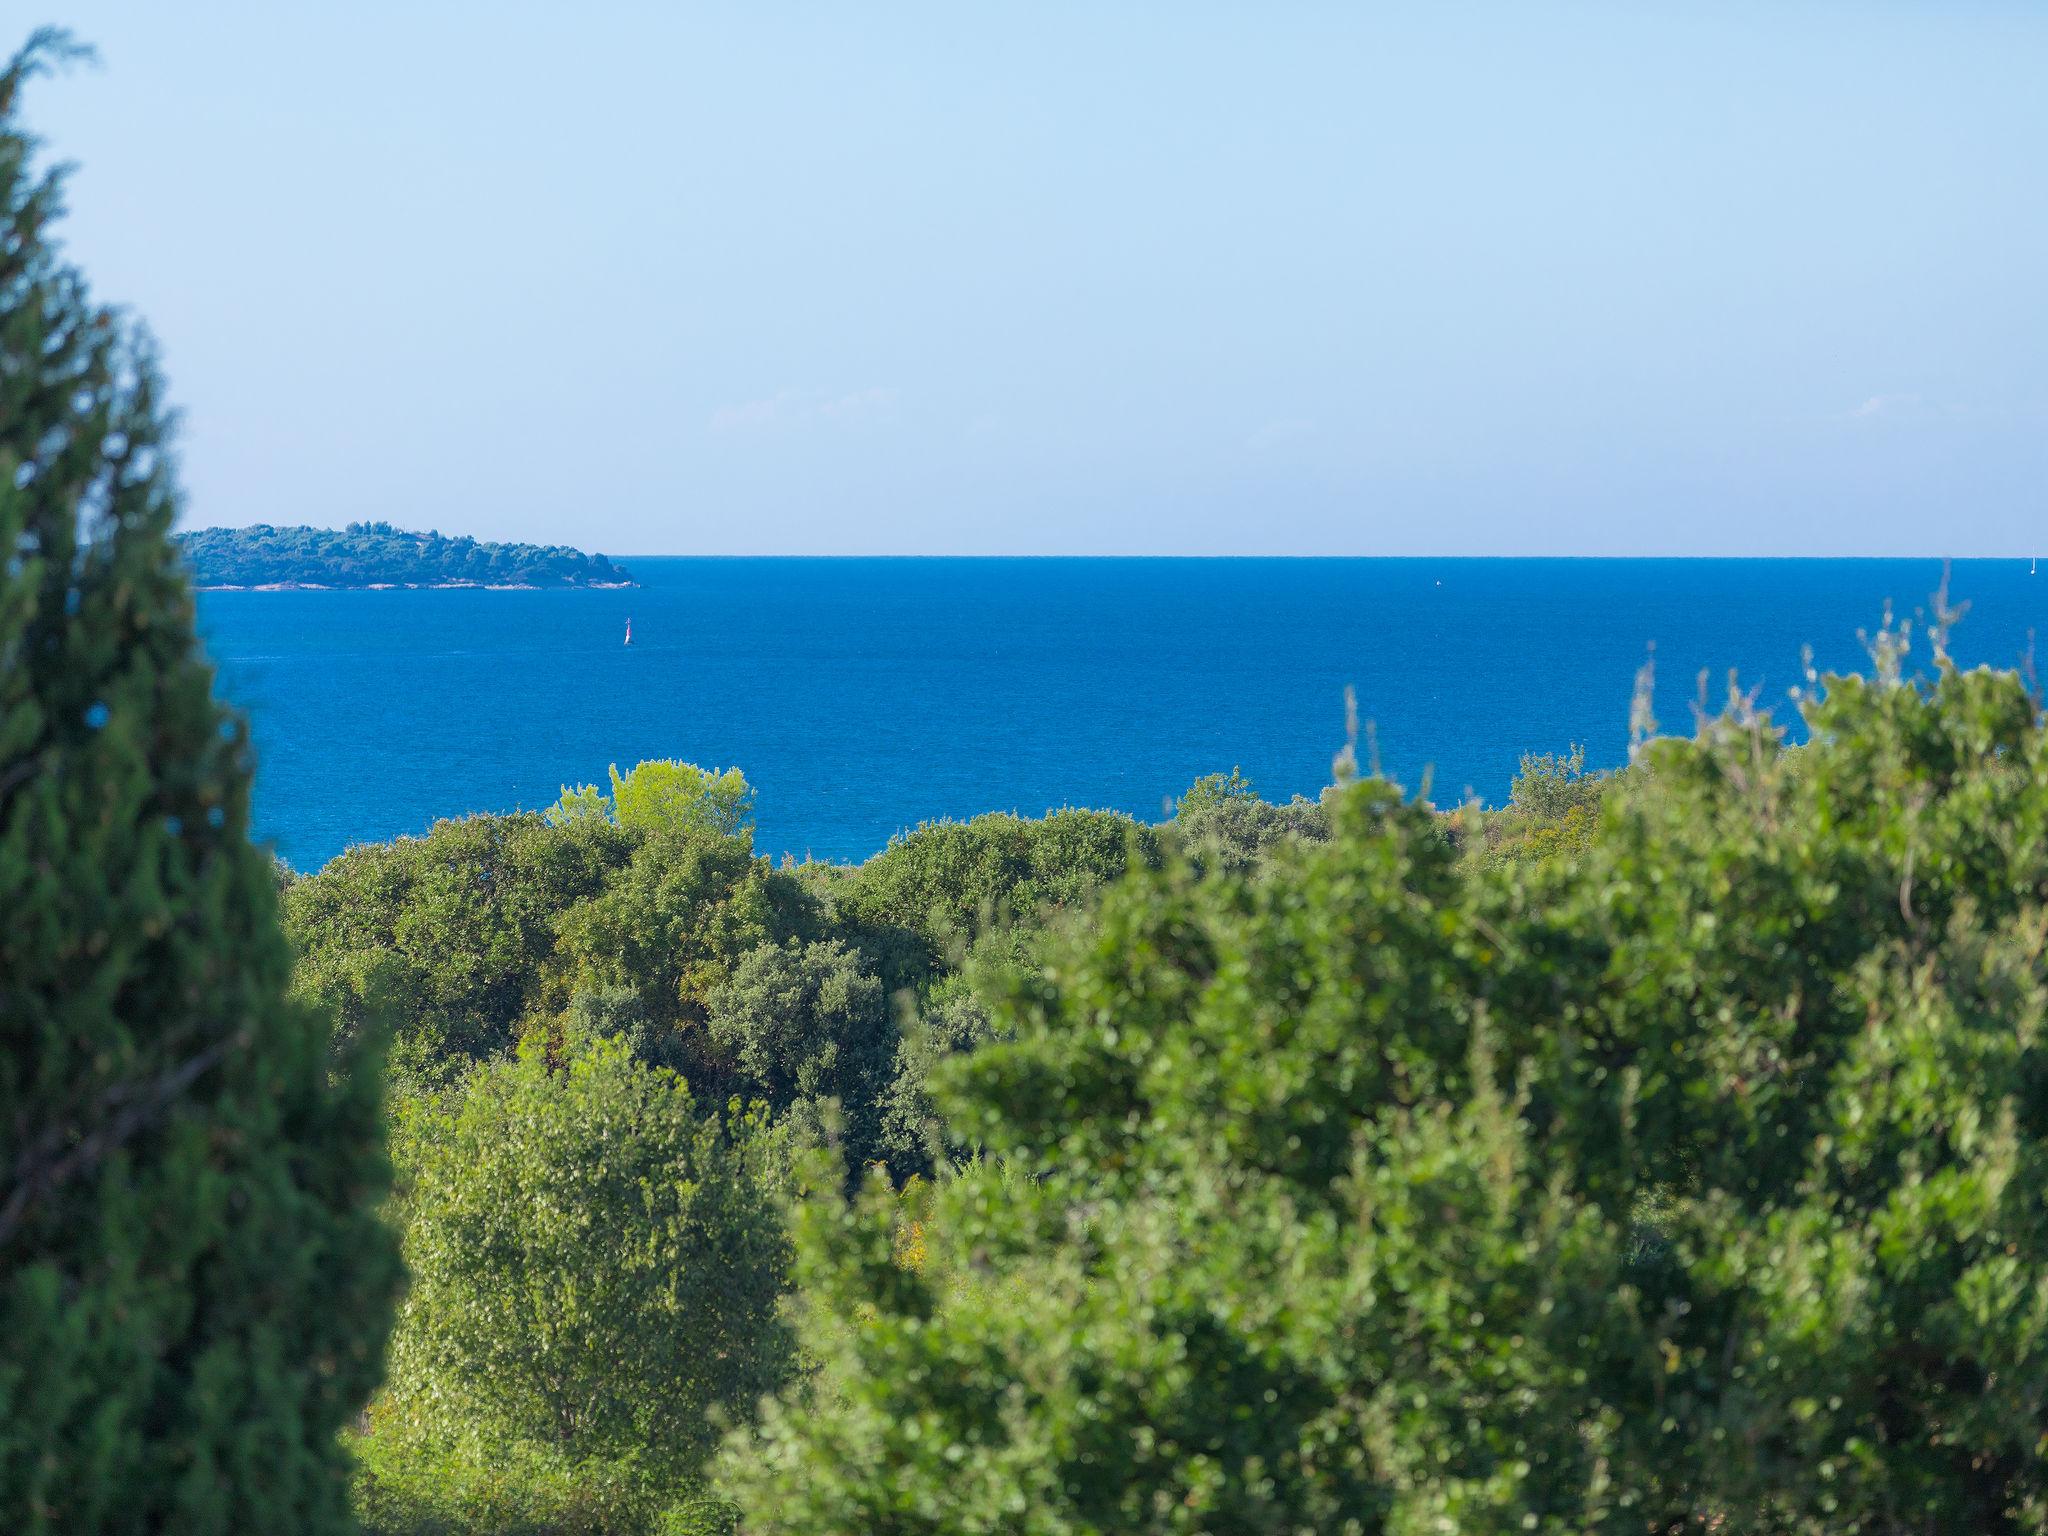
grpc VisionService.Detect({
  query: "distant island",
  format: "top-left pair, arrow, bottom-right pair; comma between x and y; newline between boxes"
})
177,522 -> 636,590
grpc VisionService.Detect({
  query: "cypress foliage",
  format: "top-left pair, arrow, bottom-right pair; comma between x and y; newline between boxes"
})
0,31 -> 398,1533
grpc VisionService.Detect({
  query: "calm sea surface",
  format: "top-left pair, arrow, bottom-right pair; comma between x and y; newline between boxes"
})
196,558 -> 2048,872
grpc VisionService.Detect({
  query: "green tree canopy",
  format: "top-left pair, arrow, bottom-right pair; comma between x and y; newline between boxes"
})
370,1036 -> 795,1501
723,656 -> 2048,1534
705,937 -> 895,1171
174,522 -> 635,589
548,760 -> 756,839
0,33 -> 397,1532
550,823 -> 811,1042
284,810 -> 635,1077
824,807 -> 1156,993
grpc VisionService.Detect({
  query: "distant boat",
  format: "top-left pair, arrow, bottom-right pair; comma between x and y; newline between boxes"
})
623,617 -> 633,647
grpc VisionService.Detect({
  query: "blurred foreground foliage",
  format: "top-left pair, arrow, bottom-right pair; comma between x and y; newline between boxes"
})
721,652 -> 2048,1536
0,33 -> 397,1533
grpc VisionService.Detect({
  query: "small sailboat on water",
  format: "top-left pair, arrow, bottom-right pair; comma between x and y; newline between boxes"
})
623,617 -> 633,647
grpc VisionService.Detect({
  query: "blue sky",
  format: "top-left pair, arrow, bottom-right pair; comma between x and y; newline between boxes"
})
26,2 -> 2048,554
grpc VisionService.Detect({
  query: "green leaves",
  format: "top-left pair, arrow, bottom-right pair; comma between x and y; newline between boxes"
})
609,761 -> 757,840
725,663 -> 2048,1534
377,1036 -> 795,1493
544,761 -> 757,841
705,937 -> 894,1170
0,34 -> 397,1532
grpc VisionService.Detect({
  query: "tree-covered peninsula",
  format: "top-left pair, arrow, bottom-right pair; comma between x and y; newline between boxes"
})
177,522 -> 636,589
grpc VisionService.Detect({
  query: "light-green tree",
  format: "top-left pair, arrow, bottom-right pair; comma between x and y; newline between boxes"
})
361,1034 -> 794,1528
547,759 -> 756,838
1170,764 -> 1257,814
0,32 -> 398,1532
1453,742 -> 1612,872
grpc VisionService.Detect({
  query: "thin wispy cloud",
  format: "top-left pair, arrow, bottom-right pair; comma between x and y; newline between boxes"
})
710,390 -> 805,433
1845,393 -> 1921,420
711,387 -> 899,434
1247,418 -> 1316,451
820,386 -> 899,421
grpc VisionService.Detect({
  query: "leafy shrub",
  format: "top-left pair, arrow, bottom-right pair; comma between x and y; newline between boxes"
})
378,1036 -> 795,1490
705,938 -> 895,1169
722,654 -> 2048,1534
876,985 -> 1000,1173
1166,766 -> 1331,874
286,812 -> 819,1089
283,811 -> 635,1075
1456,742 -> 1614,872
550,825 -> 815,1047
352,1433 -> 666,1536
827,807 -> 1157,989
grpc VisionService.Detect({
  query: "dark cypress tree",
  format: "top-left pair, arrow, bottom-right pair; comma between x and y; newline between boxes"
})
0,32 -> 398,1533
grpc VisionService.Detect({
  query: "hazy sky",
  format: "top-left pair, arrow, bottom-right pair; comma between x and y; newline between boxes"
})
25,3 -> 2048,554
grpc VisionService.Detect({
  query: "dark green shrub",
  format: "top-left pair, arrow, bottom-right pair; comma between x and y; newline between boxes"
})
285,814 -> 821,1091
876,984 -> 998,1173
704,937 -> 894,1170
283,811 -> 635,1074
551,825 -> 814,1045
828,808 -> 1157,988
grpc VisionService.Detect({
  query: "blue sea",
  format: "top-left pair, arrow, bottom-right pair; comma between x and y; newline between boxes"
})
196,558 -> 2048,872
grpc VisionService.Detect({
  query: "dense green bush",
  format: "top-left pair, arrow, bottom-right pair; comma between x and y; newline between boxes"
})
824,807 -> 1158,989
705,937 -> 895,1170
360,1035 -> 793,1532
352,1435 -> 668,1536
283,796 -> 1164,1196
0,34 -> 398,1532
1164,766 -> 1331,874
285,811 -> 635,1076
1453,742 -> 1614,872
876,983 -> 999,1173
551,825 -> 813,1045
283,813 -> 822,1088
722,654 -> 2048,1534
